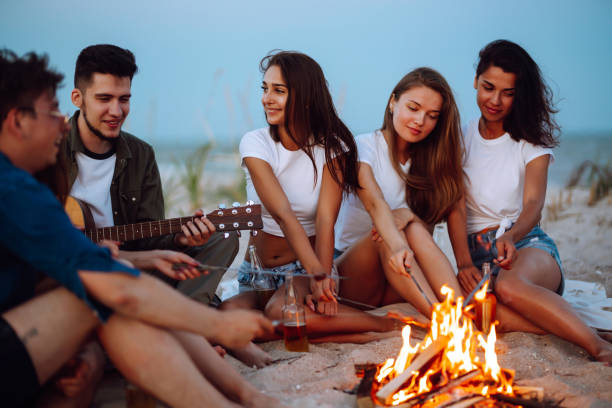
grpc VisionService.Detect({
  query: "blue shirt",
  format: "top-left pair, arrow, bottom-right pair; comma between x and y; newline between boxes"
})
0,153 -> 140,321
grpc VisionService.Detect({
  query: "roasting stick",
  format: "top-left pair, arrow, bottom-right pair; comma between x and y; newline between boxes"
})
171,262 -> 344,281
403,266 -> 435,308
463,264 -> 495,305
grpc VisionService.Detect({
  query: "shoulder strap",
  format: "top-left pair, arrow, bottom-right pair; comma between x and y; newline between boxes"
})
74,197 -> 96,231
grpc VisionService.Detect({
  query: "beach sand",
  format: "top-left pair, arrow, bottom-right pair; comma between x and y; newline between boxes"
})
93,187 -> 612,407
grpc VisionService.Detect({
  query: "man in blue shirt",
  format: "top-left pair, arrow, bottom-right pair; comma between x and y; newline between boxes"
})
0,49 -> 279,408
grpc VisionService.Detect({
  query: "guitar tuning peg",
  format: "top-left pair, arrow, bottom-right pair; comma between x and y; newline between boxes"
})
246,200 -> 254,206
218,203 -> 226,209
224,232 -> 230,239
236,230 -> 241,238
232,202 -> 240,208
250,230 -> 258,237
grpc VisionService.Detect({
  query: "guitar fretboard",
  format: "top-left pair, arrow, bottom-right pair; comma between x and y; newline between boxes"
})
83,204 -> 262,244
86,217 -> 196,243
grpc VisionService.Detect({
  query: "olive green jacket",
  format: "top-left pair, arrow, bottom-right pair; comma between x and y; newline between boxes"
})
65,111 -> 177,251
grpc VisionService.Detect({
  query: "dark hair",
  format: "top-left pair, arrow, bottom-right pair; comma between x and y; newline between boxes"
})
476,39 -> 559,147
259,50 -> 359,194
381,67 -> 463,225
74,44 -> 138,89
0,49 -> 63,125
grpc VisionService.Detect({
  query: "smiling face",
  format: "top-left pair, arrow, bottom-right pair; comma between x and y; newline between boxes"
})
72,73 -> 131,142
389,86 -> 443,146
22,90 -> 68,173
261,65 -> 288,127
474,65 -> 516,125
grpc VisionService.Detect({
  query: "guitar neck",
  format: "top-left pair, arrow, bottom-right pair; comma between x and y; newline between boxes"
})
86,216 -> 197,243
85,204 -> 262,243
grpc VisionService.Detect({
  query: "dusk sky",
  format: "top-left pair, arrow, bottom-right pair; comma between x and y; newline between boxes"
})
2,0 -> 611,146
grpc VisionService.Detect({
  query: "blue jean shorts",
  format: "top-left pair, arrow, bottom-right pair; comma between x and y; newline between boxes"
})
237,259 -> 306,293
467,225 -> 564,295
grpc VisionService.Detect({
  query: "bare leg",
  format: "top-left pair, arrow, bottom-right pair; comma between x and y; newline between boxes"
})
218,292 -> 273,368
97,314 -> 241,408
375,238 -> 439,316
2,287 -> 98,385
403,223 -> 544,334
404,222 -> 463,299
265,276 -> 397,340
495,248 -> 612,362
171,331 -> 285,408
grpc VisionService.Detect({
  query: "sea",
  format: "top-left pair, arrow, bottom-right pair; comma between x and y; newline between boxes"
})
152,132 -> 612,194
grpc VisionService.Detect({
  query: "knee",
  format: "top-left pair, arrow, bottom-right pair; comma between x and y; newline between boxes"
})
263,298 -> 283,321
403,221 -> 428,241
494,277 -> 523,306
218,298 -> 240,311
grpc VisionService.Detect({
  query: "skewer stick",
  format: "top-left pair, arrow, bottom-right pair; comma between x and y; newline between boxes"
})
376,335 -> 449,404
171,262 -> 344,281
404,266 -> 435,308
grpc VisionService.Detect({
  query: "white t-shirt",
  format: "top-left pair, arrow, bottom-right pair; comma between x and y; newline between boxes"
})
463,119 -> 554,234
335,130 -> 410,251
69,151 -> 116,228
240,128 -> 327,237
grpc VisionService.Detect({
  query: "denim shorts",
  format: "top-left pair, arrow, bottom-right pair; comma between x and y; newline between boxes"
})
237,259 -> 306,293
467,225 -> 564,295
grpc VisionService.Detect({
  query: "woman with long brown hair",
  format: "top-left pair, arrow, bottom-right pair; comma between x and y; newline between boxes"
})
221,50 -> 401,365
335,67 -> 465,316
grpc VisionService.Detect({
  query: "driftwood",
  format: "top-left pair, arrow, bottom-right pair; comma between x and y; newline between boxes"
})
376,336 -> 449,405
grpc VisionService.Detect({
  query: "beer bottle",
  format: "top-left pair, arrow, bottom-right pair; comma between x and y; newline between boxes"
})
248,245 -> 275,310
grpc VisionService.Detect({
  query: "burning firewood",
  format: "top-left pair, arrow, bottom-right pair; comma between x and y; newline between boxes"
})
376,335 -> 450,405
362,285 -> 528,407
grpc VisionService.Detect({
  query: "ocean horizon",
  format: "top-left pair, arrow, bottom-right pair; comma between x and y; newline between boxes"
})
153,131 -> 611,189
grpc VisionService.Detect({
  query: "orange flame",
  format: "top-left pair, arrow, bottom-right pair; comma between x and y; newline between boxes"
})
373,285 -> 514,406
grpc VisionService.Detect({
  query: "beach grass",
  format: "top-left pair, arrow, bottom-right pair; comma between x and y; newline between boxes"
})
565,160 -> 612,206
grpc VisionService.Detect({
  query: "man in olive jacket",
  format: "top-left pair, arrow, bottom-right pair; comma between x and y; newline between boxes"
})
65,44 -> 238,304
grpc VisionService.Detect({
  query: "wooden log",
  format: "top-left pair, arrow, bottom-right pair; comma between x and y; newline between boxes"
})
492,393 -> 556,408
376,335 -> 449,405
438,395 -> 485,408
393,370 -> 480,408
513,385 -> 544,401
356,367 -> 376,408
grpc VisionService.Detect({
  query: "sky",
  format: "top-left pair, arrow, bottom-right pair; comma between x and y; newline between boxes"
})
2,0 -> 611,147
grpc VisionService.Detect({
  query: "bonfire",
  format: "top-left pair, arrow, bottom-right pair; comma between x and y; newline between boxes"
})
357,284 -> 546,408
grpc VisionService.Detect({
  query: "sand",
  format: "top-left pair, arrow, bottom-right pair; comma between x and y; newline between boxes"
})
93,187 -> 612,407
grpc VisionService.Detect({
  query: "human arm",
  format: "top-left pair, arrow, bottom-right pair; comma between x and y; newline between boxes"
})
356,163 -> 415,275
447,196 -> 481,294
308,161 -> 343,315
493,154 -> 551,269
79,271 -> 273,349
117,249 -> 204,280
244,157 -> 334,302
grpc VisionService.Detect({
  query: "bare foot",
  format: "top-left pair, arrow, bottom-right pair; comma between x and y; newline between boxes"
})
55,340 -> 105,397
243,391 -> 287,408
229,342 -> 273,368
597,330 -> 612,343
593,337 -> 612,364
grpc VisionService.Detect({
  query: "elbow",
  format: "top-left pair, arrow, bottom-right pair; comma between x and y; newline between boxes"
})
104,278 -> 143,316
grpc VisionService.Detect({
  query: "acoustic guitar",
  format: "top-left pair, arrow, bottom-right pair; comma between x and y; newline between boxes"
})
65,196 -> 262,243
